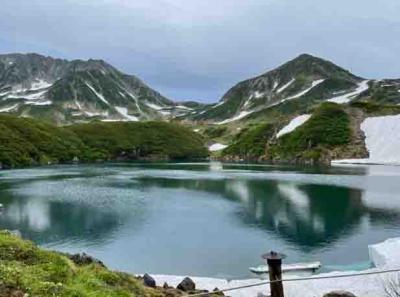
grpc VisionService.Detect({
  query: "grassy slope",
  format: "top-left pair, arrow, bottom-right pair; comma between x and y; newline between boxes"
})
0,231 -> 161,297
221,123 -> 275,159
269,103 -> 352,162
0,115 -> 208,168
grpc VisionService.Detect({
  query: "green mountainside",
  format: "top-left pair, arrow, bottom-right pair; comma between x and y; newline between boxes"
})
186,54 -> 363,123
0,115 -> 207,168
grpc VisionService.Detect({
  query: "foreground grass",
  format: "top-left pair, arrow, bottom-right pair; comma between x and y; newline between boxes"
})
0,231 -> 161,297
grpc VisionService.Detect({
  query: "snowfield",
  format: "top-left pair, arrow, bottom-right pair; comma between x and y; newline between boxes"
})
115,106 -> 138,121
149,237 -> 400,297
216,110 -> 255,125
85,82 -> 109,105
327,80 -> 370,104
277,78 -> 295,94
283,79 -> 325,101
277,114 -> 311,138
333,114 -> 400,165
209,143 -> 228,152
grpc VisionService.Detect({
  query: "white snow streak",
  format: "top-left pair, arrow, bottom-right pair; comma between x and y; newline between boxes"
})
85,83 -> 109,105
176,105 -> 193,110
209,143 -> 228,152
333,114 -> 400,165
277,114 -> 311,138
145,102 -> 164,110
327,80 -> 370,104
115,106 -> 138,121
30,80 -> 52,91
0,104 -> 18,112
276,78 -> 295,93
215,110 -> 255,125
25,100 -> 52,106
284,79 -> 325,101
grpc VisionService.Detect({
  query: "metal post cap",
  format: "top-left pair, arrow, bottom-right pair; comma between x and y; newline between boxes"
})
262,251 -> 287,260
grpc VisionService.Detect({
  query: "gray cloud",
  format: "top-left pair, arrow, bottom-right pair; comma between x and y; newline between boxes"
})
1,0 -> 399,102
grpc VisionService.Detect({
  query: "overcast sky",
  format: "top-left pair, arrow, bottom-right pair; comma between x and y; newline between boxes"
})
1,0 -> 400,102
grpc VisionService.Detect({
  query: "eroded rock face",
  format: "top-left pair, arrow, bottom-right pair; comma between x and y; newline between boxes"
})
323,290 -> 357,297
177,277 -> 196,292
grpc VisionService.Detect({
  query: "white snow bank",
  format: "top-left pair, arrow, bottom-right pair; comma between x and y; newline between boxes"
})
209,143 -> 228,152
333,114 -> 400,165
283,79 -> 325,101
31,80 -> 52,91
327,80 -> 370,104
7,89 -> 47,100
146,102 -> 164,110
216,110 -> 255,125
176,105 -> 193,110
277,114 -> 311,138
369,237 -> 400,268
115,106 -> 138,121
25,100 -> 52,106
85,82 -> 109,105
0,104 -> 18,112
277,78 -> 295,94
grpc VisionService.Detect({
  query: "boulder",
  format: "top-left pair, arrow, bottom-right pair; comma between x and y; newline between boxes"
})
163,282 -> 170,289
177,277 -> 196,292
323,291 -> 357,297
143,273 -> 156,288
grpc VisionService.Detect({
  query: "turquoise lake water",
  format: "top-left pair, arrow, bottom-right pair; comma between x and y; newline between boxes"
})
0,163 -> 399,279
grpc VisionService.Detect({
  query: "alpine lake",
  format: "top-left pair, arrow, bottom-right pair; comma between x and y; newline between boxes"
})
1,162 -> 399,279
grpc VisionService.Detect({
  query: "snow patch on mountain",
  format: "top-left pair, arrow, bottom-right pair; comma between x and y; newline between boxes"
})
0,104 -> 19,112
146,102 -> 164,110
333,114 -> 400,165
209,143 -> 228,152
7,89 -> 48,100
283,79 -> 325,101
216,109 -> 255,125
277,114 -> 311,138
244,91 -> 265,107
277,78 -> 295,93
31,80 -> 52,91
85,83 -> 109,105
176,105 -> 193,110
327,80 -> 370,104
115,106 -> 138,121
25,100 -> 52,106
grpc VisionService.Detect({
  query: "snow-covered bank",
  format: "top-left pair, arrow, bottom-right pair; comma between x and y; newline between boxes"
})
209,143 -> 228,152
277,114 -> 311,138
152,238 -> 400,297
333,114 -> 400,165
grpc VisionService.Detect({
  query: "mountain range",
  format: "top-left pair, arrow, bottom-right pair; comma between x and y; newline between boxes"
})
0,53 -> 399,125
0,53 -> 202,124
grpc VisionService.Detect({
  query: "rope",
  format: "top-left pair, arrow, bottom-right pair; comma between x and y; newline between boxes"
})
184,267 -> 400,297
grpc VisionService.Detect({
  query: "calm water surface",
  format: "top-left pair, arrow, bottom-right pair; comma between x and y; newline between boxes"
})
0,163 -> 400,279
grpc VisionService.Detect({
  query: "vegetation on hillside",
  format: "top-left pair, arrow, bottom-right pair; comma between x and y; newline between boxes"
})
69,121 -> 207,161
222,123 -> 275,159
268,103 -> 351,162
0,115 -> 208,169
0,231 -> 161,297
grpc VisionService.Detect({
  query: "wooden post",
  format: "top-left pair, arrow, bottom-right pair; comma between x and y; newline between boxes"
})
262,251 -> 285,297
